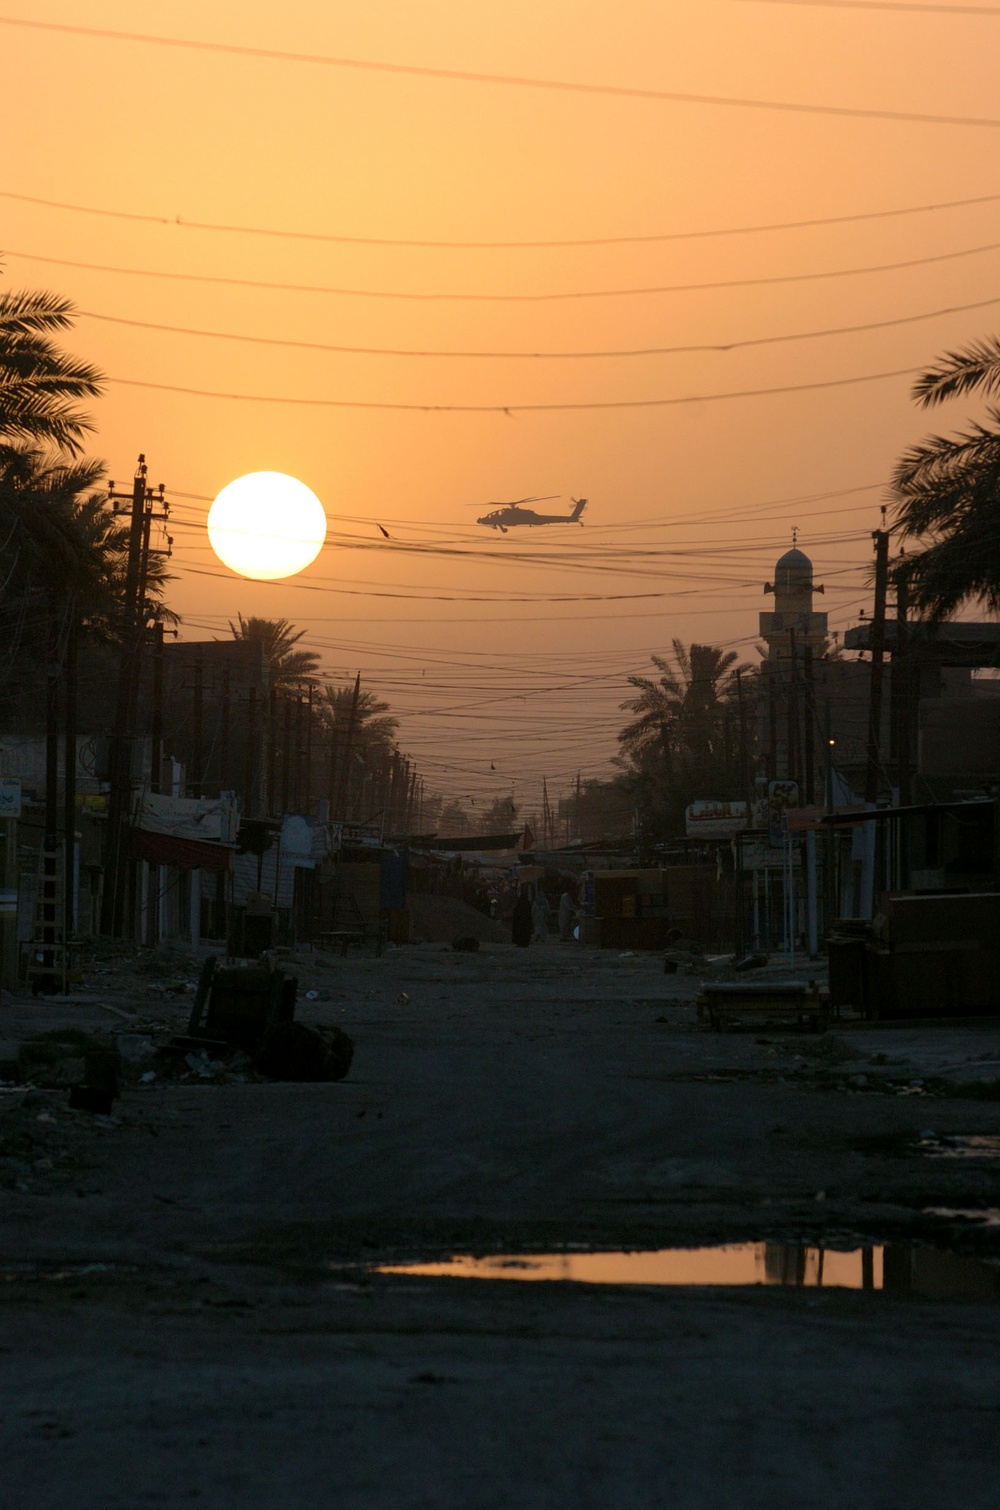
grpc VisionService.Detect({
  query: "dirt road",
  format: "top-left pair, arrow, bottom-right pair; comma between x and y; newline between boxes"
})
2,943 -> 999,1507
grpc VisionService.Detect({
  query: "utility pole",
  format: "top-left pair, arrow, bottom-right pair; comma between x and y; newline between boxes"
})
191,657 -> 204,799
63,608 -> 77,944
767,670 -> 778,780
892,566 -> 912,806
735,671 -> 752,816
220,664 -> 231,792
787,628 -> 799,790
267,687 -> 278,814
150,622 -> 164,795
335,674 -> 362,820
244,687 -> 257,816
100,456 -> 170,937
864,528 -> 890,804
326,722 -> 339,819
303,686 -> 313,814
44,603 -> 60,849
803,646 -> 815,806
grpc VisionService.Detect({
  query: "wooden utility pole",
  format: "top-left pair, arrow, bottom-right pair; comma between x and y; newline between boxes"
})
767,670 -> 777,780
864,528 -> 890,804
101,457 -> 170,935
787,628 -> 799,789
303,686 -> 313,813
63,611 -> 78,942
281,698 -> 293,813
267,687 -> 278,814
220,664 -> 231,791
244,686 -> 257,816
150,622 -> 164,794
335,674 -> 362,819
803,645 -> 815,806
191,657 -> 204,799
326,722 -> 339,818
44,602 -> 60,848
735,671 -> 752,815
892,568 -> 912,806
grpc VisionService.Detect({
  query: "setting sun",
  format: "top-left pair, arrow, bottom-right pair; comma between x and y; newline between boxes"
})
207,472 -> 327,580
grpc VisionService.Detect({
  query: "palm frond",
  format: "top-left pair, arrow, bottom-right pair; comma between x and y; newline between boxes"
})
912,336 -> 1000,409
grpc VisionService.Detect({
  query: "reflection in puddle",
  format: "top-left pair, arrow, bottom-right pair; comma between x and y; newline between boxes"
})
918,1135 -> 1000,1160
376,1243 -> 1000,1298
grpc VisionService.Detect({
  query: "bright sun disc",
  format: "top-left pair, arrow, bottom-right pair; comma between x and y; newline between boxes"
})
207,471 -> 327,580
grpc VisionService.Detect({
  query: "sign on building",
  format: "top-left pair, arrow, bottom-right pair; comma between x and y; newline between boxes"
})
684,800 -> 749,838
0,777 -> 22,820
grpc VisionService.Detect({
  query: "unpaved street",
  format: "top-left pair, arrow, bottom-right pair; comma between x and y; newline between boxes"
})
3,943 -> 999,1508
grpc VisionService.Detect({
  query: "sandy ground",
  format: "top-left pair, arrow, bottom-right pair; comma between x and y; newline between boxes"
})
2,941 -> 999,1508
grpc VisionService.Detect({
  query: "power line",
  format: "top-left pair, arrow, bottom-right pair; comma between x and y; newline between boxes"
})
180,563 -> 737,603
5,184 -> 1000,248
2,13 -> 1000,127
74,293 -> 1000,360
106,363 -> 917,413
8,235 -> 1000,300
734,1 -> 1000,14
171,479 -> 886,522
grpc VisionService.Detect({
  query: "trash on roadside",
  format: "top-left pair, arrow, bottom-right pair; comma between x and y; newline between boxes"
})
186,956 -> 297,1052
68,1085 -> 116,1115
734,953 -> 769,973
396,992 -> 411,1005
115,1034 -> 156,1063
254,1021 -> 355,1082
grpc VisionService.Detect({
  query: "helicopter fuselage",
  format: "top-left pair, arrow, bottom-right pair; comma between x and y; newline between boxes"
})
477,499 -> 587,532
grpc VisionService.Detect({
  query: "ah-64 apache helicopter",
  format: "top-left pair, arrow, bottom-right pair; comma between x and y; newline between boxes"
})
475,496 -> 587,533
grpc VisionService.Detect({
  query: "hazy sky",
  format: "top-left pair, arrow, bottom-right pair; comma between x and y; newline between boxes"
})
3,1 -> 998,815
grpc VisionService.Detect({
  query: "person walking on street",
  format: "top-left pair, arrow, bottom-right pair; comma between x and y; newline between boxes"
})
531,889 -> 551,944
558,890 -> 577,942
511,886 -> 532,948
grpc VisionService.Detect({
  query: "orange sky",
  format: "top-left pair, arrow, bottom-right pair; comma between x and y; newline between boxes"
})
3,1 -> 998,815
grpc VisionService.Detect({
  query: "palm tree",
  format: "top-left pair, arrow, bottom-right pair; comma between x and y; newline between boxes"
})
0,288 -> 103,458
227,614 -> 321,691
891,336 -> 1000,616
617,641 -> 753,842
0,286 -> 118,696
319,683 -> 398,756
619,640 -> 749,767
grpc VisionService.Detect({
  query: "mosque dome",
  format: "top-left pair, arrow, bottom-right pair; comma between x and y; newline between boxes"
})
773,546 -> 813,593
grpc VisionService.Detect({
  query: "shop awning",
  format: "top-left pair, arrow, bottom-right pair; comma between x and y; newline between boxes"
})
131,828 -> 234,872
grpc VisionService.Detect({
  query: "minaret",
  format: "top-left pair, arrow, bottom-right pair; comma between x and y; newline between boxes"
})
760,531 -> 827,664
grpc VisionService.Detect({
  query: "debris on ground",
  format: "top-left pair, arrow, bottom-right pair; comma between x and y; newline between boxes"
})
254,1021 -> 355,1082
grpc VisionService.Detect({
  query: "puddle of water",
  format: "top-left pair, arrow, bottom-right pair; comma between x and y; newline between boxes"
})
918,1134 -> 1000,1160
375,1243 -> 1000,1299
926,1207 -> 1000,1229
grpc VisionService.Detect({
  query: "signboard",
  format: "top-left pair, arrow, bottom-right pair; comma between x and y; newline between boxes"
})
0,888 -> 17,915
685,800 -> 749,838
0,777 -> 22,820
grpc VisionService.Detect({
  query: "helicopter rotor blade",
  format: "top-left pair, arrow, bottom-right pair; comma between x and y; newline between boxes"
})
467,495 -> 560,509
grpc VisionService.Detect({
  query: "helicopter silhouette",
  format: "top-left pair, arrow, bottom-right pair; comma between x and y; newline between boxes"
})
475,497 -> 587,533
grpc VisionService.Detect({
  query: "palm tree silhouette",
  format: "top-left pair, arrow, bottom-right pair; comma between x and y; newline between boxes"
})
892,336 -> 1000,616
227,615 -> 321,692
619,639 -> 750,769
0,289 -> 103,459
